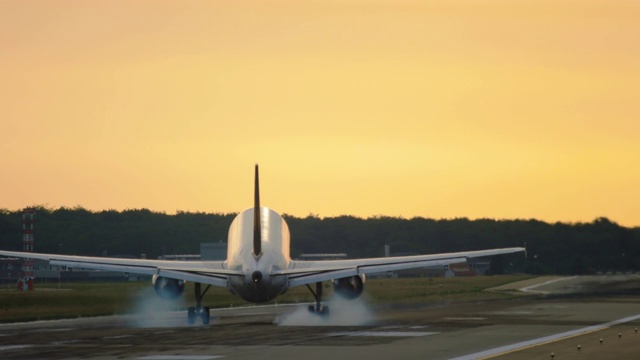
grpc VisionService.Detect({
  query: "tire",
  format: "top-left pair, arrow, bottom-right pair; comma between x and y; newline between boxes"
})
201,307 -> 211,325
187,307 -> 196,325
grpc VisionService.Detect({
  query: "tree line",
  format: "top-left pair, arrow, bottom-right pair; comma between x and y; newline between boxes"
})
1,206 -> 639,275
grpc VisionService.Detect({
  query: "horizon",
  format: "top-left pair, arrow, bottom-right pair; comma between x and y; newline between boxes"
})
1,204 -> 634,229
2,1 -> 639,227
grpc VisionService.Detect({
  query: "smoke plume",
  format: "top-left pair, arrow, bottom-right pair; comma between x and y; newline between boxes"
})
127,286 -> 187,328
275,294 -> 376,326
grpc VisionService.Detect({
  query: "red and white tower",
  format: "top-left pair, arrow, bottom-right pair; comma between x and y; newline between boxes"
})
19,209 -> 35,291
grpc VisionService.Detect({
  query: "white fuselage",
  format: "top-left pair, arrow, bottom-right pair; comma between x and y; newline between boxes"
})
225,207 -> 291,302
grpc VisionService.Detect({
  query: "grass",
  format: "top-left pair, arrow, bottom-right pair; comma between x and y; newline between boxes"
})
363,274 -> 534,304
0,274 -> 533,323
0,282 -> 149,322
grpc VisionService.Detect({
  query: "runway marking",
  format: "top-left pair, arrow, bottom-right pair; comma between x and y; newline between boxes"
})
330,331 -> 438,337
103,335 -> 134,339
210,303 -> 310,312
152,330 -> 176,335
487,311 -> 532,315
520,276 -> 577,294
51,340 -> 86,345
26,327 -> 75,333
0,345 -> 33,351
136,356 -> 222,360
449,313 -> 640,360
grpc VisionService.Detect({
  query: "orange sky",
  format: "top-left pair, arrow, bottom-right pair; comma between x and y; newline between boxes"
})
1,0 -> 639,226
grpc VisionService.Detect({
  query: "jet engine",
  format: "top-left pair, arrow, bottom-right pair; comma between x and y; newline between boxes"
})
333,274 -> 365,299
152,275 -> 185,301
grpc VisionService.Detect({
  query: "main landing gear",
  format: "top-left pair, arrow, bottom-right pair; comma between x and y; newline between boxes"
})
188,282 -> 211,325
306,281 -> 330,316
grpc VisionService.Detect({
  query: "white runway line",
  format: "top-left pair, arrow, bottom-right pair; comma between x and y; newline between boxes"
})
449,313 -> 640,360
103,334 -> 134,339
0,345 -> 33,351
136,356 -> 222,360
519,276 -> 577,294
330,331 -> 438,337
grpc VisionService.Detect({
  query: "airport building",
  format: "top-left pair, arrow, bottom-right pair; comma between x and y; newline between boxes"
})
0,257 -> 131,284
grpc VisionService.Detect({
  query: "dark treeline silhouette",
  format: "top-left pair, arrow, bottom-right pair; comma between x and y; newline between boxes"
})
1,206 -> 639,275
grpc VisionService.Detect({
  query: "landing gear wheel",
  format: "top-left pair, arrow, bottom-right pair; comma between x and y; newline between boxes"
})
187,282 -> 212,325
308,304 -> 330,316
201,307 -> 211,325
306,281 -> 330,317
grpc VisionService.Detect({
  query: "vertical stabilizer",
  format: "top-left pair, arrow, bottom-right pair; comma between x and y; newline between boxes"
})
253,164 -> 262,257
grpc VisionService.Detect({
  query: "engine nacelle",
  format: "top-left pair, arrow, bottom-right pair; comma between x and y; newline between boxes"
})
152,275 -> 185,301
333,274 -> 365,299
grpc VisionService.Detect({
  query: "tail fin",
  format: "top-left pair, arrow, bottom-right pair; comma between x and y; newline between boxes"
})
253,164 -> 262,257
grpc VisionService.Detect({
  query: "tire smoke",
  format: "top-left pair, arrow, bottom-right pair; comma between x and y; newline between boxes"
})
275,294 -> 376,326
127,286 -> 187,328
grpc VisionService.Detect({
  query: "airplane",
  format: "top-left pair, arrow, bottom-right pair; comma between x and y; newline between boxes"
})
0,165 -> 525,325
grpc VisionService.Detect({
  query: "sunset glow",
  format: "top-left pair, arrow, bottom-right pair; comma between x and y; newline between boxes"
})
1,0 -> 639,226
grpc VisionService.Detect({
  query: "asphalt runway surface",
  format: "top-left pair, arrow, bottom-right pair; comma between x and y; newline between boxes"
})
2,276 -> 640,360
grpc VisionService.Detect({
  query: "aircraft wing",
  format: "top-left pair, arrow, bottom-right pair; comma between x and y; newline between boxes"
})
278,247 -> 525,288
0,250 -> 238,288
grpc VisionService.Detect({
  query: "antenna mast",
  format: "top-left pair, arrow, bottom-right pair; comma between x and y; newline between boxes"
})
19,209 -> 35,291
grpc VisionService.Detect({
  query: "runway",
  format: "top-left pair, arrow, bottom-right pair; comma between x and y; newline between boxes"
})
1,277 -> 640,359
